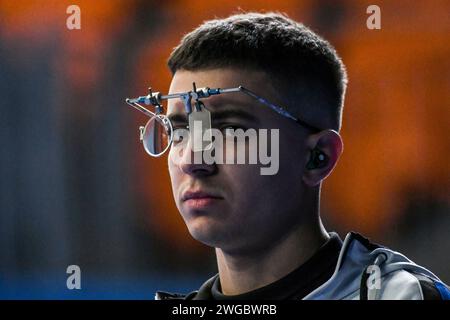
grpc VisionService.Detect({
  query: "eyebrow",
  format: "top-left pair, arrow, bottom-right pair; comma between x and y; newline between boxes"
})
168,113 -> 188,124
168,106 -> 259,124
211,108 -> 259,124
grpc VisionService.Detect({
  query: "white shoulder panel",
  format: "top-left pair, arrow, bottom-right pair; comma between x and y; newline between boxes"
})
377,270 -> 424,300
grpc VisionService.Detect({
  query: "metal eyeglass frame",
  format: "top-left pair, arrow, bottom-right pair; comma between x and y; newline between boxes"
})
125,83 -> 322,157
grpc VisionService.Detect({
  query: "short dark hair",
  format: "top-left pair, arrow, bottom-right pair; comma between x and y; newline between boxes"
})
168,12 -> 348,131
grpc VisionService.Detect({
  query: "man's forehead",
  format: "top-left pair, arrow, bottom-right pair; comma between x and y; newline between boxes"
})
166,93 -> 253,115
166,68 -> 276,115
168,68 -> 270,93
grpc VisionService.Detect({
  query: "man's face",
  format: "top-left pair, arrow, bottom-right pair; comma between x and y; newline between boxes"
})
167,68 -> 311,254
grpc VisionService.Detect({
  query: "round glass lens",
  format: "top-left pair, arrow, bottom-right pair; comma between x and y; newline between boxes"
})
142,115 -> 173,156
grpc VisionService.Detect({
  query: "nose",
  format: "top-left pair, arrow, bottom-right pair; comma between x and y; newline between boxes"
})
177,138 -> 217,177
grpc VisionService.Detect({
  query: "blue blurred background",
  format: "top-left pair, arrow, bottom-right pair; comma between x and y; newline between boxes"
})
0,0 -> 449,299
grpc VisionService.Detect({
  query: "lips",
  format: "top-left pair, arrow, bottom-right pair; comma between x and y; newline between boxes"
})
181,190 -> 223,202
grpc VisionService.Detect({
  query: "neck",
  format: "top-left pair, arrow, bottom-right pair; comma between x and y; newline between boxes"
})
215,216 -> 329,296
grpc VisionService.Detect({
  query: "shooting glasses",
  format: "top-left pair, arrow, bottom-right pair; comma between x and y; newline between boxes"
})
125,83 -> 321,157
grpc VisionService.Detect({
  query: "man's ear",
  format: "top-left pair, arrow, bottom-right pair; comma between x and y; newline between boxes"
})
302,129 -> 343,187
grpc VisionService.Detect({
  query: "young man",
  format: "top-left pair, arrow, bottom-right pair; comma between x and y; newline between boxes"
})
128,12 -> 449,300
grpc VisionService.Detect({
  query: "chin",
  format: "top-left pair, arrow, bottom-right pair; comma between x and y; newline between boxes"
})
185,216 -> 228,247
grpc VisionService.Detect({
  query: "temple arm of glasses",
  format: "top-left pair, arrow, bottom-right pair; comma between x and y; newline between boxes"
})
237,86 -> 322,132
125,99 -> 156,118
126,86 -> 321,131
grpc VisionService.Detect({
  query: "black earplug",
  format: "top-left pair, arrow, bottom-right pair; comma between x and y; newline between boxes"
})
306,148 -> 328,170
